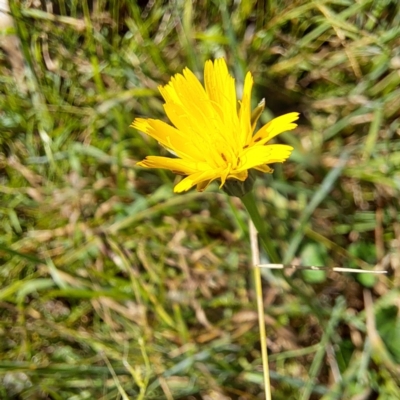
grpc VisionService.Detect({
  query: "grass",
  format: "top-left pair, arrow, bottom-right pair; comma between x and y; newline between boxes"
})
1,0 -> 400,398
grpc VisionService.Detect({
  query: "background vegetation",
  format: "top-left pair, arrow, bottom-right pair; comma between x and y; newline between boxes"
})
1,0 -> 399,398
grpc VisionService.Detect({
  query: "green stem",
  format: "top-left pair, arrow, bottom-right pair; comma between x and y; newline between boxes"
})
241,191 -> 280,264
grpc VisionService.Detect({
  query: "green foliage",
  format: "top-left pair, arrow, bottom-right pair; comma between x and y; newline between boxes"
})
348,241 -> 377,287
376,306 -> 400,364
300,243 -> 327,284
0,0 -> 399,398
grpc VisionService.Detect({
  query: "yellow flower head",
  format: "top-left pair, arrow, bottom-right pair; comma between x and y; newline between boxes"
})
132,59 -> 299,193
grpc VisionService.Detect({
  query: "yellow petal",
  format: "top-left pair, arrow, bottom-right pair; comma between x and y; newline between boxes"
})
174,169 -> 223,193
157,66 -> 234,167
228,170 -> 248,181
238,144 -> 293,171
254,164 -> 273,173
219,164 -> 232,187
196,180 -> 212,192
132,59 -> 299,194
251,98 -> 265,132
159,68 -> 224,142
204,59 -> 241,150
251,112 -> 299,146
160,67 -> 207,105
132,118 -> 203,161
238,71 -> 254,146
137,156 -> 206,175
204,59 -> 237,125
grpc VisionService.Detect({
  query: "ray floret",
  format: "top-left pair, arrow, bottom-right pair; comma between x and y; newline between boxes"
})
132,59 -> 299,193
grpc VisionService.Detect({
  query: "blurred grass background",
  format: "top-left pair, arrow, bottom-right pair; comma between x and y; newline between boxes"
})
1,0 -> 400,399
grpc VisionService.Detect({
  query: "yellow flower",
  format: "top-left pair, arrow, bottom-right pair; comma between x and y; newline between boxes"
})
132,59 -> 299,193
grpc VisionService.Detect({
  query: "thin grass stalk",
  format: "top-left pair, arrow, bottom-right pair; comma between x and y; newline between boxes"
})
244,193 -> 277,400
255,265 -> 272,400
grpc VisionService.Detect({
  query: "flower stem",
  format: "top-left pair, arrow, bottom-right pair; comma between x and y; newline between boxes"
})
241,191 -> 279,264
241,191 -> 279,400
